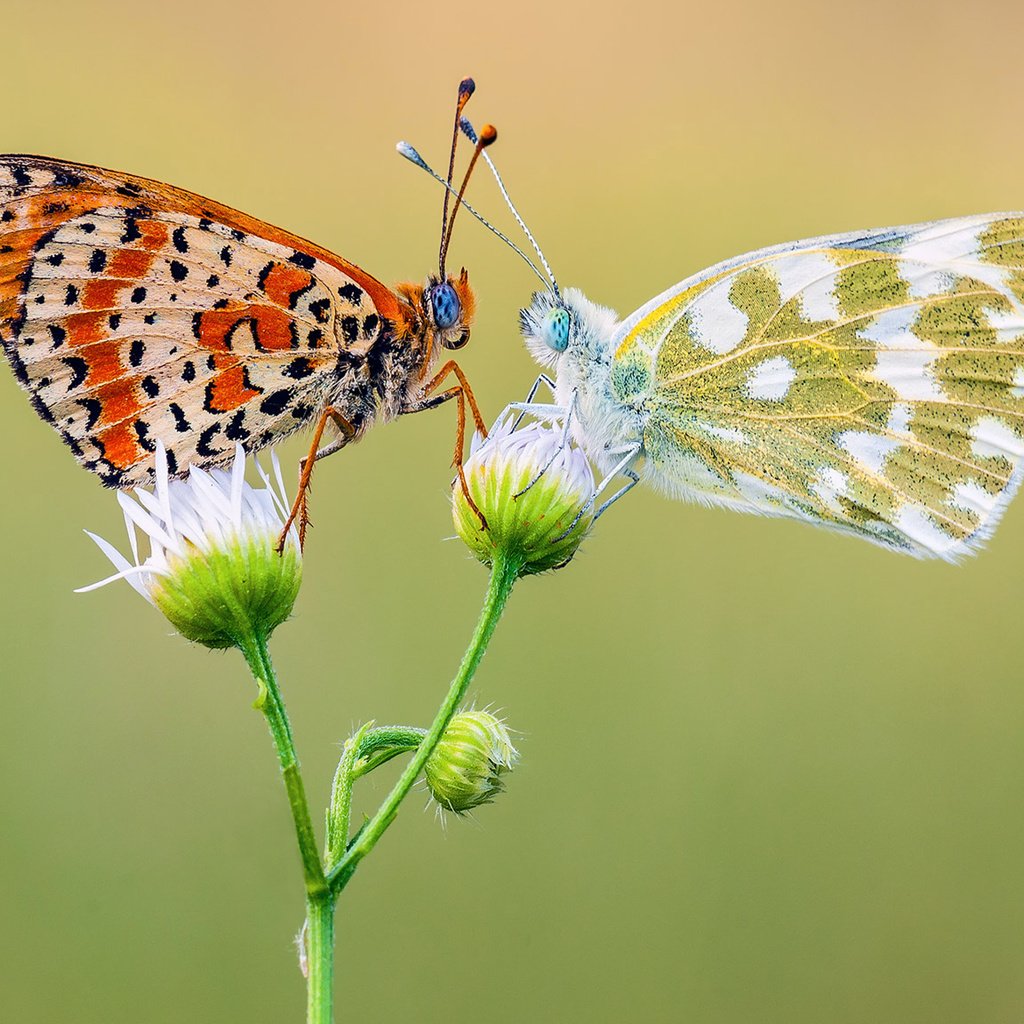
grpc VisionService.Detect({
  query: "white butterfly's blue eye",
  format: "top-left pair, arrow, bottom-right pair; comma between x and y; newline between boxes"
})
546,307 -> 570,351
430,283 -> 461,330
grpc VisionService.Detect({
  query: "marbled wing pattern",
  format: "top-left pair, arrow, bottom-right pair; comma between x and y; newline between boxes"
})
0,156 -> 400,485
612,215 -> 1024,558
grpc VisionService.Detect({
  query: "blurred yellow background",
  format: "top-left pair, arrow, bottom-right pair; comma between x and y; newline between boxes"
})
3,1 -> 1024,1021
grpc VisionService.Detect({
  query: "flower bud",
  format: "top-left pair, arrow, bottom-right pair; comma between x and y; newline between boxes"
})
425,710 -> 518,814
79,442 -> 302,649
453,416 -> 595,575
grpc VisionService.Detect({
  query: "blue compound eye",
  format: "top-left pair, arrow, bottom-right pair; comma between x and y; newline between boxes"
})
430,283 -> 461,330
546,307 -> 570,351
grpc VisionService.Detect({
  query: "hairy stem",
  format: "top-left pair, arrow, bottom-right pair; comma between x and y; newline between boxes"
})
305,892 -> 336,1024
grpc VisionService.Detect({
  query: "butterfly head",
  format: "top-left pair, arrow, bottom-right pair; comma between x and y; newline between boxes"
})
425,268 -> 475,350
520,289 -> 581,367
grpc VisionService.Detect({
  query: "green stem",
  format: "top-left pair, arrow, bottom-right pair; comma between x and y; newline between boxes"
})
305,892 -> 335,1024
324,725 -> 428,873
241,634 -> 327,897
327,552 -> 519,893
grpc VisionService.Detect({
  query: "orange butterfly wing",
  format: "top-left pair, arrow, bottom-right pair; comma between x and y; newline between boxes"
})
0,155 -> 405,484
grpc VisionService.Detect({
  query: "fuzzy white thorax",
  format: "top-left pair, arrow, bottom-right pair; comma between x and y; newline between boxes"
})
520,287 -> 647,478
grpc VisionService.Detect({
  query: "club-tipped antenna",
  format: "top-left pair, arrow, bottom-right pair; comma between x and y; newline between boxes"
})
439,77 -> 476,277
439,122 -> 497,277
397,141 -> 551,290
459,116 -> 560,298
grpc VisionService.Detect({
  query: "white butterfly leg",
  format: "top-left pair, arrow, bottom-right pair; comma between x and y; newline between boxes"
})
509,373 -> 558,431
510,389 -> 578,498
592,445 -> 642,520
553,443 -> 642,540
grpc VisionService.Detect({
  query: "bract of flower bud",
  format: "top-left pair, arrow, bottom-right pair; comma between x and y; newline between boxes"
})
78,442 -> 302,649
453,415 -> 595,575
425,710 -> 518,814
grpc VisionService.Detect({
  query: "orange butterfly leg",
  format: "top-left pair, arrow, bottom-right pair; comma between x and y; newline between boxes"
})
276,406 -> 356,553
415,361 -> 488,530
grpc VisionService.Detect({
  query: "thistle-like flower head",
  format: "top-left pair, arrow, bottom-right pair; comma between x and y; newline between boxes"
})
78,442 -> 302,649
453,414 -> 596,576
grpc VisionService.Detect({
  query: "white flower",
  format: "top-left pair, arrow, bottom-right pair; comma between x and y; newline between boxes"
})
453,413 -> 596,575
78,442 -> 302,648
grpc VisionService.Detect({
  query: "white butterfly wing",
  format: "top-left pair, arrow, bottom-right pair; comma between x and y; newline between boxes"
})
609,214 -> 1024,559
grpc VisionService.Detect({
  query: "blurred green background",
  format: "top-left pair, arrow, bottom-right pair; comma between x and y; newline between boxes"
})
3,1 -> 1024,1021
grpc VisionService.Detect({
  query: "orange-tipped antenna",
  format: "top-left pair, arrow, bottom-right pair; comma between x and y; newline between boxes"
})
439,77 -> 476,277
459,116 -> 560,298
396,140 -> 551,290
439,122 -> 497,277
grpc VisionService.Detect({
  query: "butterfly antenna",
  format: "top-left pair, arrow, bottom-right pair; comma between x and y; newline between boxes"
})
439,77 -> 476,278
396,141 -> 551,290
439,122 -> 497,277
460,115 -> 560,299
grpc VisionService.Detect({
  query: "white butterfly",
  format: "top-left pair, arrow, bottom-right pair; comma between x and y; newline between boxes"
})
406,123 -> 1024,560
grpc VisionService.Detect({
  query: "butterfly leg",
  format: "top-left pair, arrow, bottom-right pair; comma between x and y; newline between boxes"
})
509,373 -> 557,430
510,389 -> 578,499
276,407 -> 356,553
553,443 -> 642,541
409,360 -> 488,528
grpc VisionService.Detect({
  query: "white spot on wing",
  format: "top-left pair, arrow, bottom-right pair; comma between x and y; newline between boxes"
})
950,480 -> 1000,518
895,504 -> 959,557
971,417 -> 1024,460
902,264 -> 956,300
770,252 -> 840,322
810,466 -> 848,512
1012,366 -> 1024,399
688,281 -> 749,354
699,423 -> 748,445
871,349 -> 944,400
836,430 -> 900,475
859,306 -> 931,349
887,403 -> 913,435
899,221 -> 985,263
745,355 -> 796,401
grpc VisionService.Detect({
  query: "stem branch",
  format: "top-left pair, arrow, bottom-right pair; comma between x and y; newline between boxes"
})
327,553 -> 519,893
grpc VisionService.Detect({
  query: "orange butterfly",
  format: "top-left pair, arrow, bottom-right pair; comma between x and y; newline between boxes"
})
0,78 -> 493,543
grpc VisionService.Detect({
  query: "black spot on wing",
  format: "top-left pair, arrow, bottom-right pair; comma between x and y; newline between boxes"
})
196,423 -> 222,457
288,251 -> 316,270
53,169 -> 85,188
340,316 -> 359,343
62,356 -> 88,389
134,419 -> 156,453
283,357 -> 315,379
225,409 -> 250,440
169,403 -> 191,432
78,398 -> 102,430
259,389 -> 291,417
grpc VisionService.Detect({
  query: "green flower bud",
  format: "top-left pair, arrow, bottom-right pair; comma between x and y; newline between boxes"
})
425,710 -> 518,814
453,416 -> 595,575
79,442 -> 302,648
